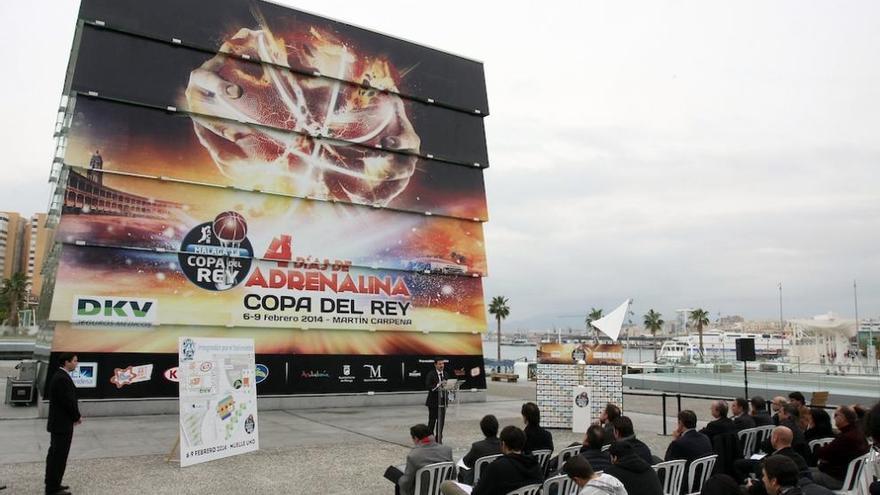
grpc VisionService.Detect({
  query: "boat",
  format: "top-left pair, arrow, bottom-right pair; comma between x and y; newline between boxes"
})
656,330 -> 787,363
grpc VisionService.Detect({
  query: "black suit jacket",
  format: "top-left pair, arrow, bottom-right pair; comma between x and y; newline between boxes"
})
46,368 -> 80,433
700,416 -> 737,441
734,413 -> 757,431
425,369 -> 447,407
752,412 -> 772,426
463,437 -> 502,468
665,429 -> 713,464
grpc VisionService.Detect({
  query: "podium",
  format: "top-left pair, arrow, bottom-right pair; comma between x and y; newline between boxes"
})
434,379 -> 461,443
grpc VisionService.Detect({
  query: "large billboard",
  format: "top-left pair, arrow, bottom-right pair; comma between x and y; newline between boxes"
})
77,0 -> 489,113
71,25 -> 488,167
42,0 -> 490,399
49,244 -> 486,332
63,97 -> 488,221
57,168 -> 487,275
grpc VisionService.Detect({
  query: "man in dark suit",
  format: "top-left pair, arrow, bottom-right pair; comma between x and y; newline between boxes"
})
579,424 -> 612,472
459,415 -> 502,484
45,353 -> 82,495
761,405 -> 806,455
812,406 -> 869,490
733,397 -> 757,431
700,400 -> 737,441
440,426 -> 543,495
665,409 -> 713,492
425,359 -> 447,441
736,426 -> 809,491
751,396 -> 773,426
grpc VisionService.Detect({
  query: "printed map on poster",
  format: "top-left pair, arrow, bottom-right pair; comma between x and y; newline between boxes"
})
178,337 -> 259,467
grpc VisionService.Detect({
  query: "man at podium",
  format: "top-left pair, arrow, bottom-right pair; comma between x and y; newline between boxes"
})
425,358 -> 448,441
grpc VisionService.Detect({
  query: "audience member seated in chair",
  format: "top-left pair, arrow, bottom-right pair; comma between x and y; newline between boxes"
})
801,408 -> 833,443
598,403 -> 622,445
612,416 -> 655,465
700,400 -> 737,442
579,424 -> 613,473
759,455 -> 833,495
866,401 -> 880,495
387,424 -> 453,495
605,441 -> 662,495
522,402 -> 554,454
770,397 -> 789,427
732,397 -> 757,431
440,426 -> 544,495
761,405 -> 806,456
664,410 -> 713,480
810,405 -> 869,490
459,415 -> 502,484
787,392 -> 806,410
750,397 -> 773,427
563,454 -> 628,495
737,427 -> 809,495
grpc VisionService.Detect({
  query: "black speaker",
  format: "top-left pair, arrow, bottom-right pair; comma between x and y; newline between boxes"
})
736,338 -> 756,361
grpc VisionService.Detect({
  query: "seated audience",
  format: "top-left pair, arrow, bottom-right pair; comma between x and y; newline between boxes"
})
867,401 -> 880,495
760,455 -> 806,495
700,400 -> 737,441
440,425 -> 543,495
699,474 -> 742,495
605,442 -> 662,495
459,415 -> 502,484
564,454 -> 628,495
390,424 -> 453,495
579,424 -> 612,473
762,404 -> 805,454
770,397 -> 789,426
612,416 -> 654,465
802,408 -> 833,443
811,406 -> 869,490
788,392 -> 806,409
522,402 -> 554,454
751,396 -> 773,426
738,427 -> 808,495
665,409 -> 713,491
598,402 -> 622,445
732,397 -> 757,431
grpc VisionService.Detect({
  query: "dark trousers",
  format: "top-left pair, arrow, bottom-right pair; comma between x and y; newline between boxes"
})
428,404 -> 446,442
45,430 -> 73,493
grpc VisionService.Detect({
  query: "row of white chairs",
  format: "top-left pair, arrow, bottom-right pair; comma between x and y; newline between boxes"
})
413,452 -> 719,495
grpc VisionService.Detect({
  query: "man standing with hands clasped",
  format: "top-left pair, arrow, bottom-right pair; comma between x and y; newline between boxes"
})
426,358 -> 448,442
45,353 -> 82,495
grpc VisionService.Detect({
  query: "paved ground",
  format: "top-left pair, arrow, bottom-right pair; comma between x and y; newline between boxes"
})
0,380 -> 717,494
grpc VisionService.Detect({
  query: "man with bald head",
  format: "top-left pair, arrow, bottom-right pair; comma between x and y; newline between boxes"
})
740,426 -> 809,495
812,405 -> 869,489
699,400 -> 736,441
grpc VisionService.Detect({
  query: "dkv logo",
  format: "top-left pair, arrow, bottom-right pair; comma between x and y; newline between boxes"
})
73,296 -> 157,325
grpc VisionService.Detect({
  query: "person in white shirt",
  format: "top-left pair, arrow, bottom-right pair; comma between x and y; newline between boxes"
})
564,453 -> 628,495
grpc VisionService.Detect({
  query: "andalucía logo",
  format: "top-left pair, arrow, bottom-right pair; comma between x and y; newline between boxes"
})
178,211 -> 254,291
255,364 -> 269,384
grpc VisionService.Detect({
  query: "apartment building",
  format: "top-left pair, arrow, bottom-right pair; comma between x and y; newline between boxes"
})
0,211 -> 53,300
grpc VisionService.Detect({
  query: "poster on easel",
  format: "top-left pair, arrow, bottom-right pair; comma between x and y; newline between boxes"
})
178,337 -> 259,467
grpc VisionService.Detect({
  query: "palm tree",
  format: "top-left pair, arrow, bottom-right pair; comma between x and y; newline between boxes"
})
643,309 -> 664,362
1,273 -> 29,329
488,296 -> 510,372
586,307 -> 603,342
689,308 -> 710,361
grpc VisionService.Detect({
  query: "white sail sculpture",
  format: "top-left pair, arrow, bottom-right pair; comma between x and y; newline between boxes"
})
589,299 -> 632,342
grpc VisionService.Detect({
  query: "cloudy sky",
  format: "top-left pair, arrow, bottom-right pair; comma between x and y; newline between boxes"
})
1,1 -> 877,330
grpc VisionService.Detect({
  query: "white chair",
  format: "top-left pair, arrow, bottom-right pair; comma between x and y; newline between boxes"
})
414,461 -> 456,495
737,427 -> 761,458
543,473 -> 579,495
684,454 -> 717,495
505,483 -> 542,495
532,449 -> 552,474
473,454 -> 502,485
652,459 -> 686,495
754,425 -> 775,448
833,452 -> 871,495
557,445 -> 582,472
809,437 -> 835,454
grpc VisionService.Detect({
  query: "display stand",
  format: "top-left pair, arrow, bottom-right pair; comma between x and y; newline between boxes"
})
435,379 -> 458,444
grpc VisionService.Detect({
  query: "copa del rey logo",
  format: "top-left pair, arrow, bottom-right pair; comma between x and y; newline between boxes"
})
73,296 -> 157,325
